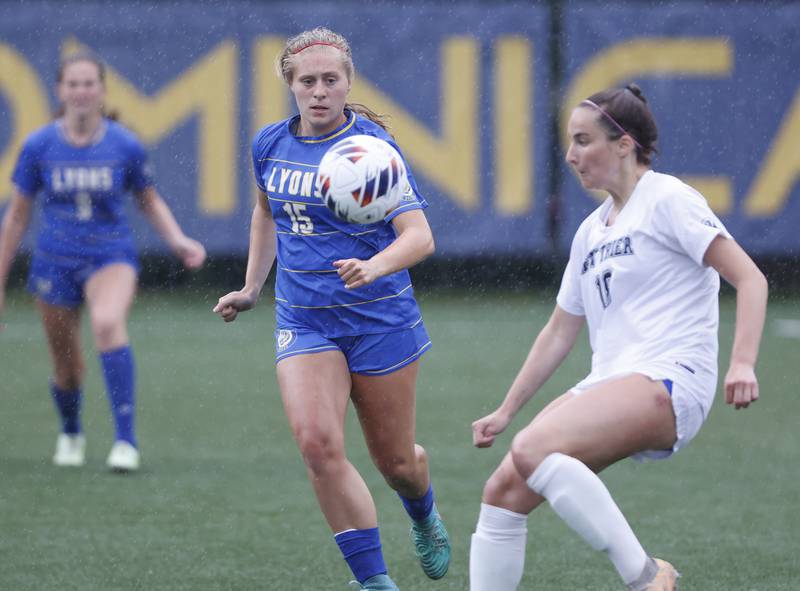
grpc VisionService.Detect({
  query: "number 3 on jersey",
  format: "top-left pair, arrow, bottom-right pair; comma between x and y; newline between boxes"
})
595,269 -> 613,309
283,202 -> 314,235
75,191 -> 92,221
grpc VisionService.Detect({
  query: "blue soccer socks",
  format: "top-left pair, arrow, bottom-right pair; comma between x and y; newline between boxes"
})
50,381 -> 82,434
335,527 -> 388,584
398,483 -> 435,522
100,345 -> 136,447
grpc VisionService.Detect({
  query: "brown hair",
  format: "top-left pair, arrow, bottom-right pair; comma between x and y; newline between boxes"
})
57,50 -> 106,84
276,27 -> 390,133
54,51 -> 118,121
585,83 -> 658,165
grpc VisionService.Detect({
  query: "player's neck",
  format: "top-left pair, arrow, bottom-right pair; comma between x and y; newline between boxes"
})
297,112 -> 347,137
62,113 -> 104,146
607,165 -> 649,211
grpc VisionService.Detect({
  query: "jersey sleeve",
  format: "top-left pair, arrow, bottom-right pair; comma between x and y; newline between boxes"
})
654,188 -> 732,266
126,137 -> 154,193
11,135 -> 43,197
384,140 -> 426,223
251,128 -> 270,193
556,231 -> 585,316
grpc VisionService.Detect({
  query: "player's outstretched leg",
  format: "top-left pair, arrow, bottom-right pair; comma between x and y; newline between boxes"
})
39,302 -> 86,467
525,452 -> 656,589
351,362 -> 451,581
50,382 -> 85,467
100,346 -> 140,472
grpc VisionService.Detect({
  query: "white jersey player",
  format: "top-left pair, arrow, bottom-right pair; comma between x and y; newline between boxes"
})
560,170 -> 729,433
469,83 -> 767,591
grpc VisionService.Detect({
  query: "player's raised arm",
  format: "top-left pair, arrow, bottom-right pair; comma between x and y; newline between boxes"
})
472,305 -> 584,448
334,209 -> 434,290
213,192 -> 276,322
134,186 -> 206,270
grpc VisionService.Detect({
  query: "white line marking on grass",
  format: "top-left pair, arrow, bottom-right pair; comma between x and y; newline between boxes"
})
774,318 -> 800,339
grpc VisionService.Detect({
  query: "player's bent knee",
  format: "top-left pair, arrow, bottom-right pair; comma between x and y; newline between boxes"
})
376,456 -> 418,490
91,315 -> 124,348
293,430 -> 345,475
481,464 -> 543,514
481,470 -> 516,506
510,430 -> 553,480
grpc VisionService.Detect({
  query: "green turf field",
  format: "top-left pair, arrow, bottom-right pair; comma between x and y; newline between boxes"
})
1,288 -> 798,590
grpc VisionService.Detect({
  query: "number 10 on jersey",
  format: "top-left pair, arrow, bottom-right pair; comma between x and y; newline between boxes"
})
595,269 -> 612,309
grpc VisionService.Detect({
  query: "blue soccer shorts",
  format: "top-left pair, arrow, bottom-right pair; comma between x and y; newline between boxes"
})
27,250 -> 139,308
274,322 -> 432,376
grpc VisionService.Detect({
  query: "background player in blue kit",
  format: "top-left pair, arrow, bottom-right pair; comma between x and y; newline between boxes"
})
213,27 -> 449,591
0,51 -> 206,472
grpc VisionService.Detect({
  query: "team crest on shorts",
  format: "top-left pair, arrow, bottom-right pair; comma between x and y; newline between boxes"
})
276,329 -> 296,352
35,278 -> 52,295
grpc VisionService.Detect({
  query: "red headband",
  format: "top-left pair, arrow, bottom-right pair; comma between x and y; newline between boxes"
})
291,41 -> 341,55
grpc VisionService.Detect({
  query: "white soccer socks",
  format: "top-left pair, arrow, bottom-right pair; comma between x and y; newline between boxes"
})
526,452 -> 648,586
469,503 -> 528,591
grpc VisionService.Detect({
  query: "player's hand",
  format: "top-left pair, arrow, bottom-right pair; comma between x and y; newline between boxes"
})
333,258 -> 382,289
175,237 -> 206,270
472,409 -> 513,448
724,360 -> 759,410
213,289 -> 257,323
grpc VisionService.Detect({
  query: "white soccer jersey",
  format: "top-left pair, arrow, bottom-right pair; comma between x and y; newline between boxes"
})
557,170 -> 732,415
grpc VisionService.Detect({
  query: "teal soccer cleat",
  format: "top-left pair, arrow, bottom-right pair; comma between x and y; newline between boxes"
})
411,507 -> 450,579
349,574 -> 400,590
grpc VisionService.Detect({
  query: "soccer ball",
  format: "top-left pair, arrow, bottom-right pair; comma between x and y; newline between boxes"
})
317,134 -> 408,225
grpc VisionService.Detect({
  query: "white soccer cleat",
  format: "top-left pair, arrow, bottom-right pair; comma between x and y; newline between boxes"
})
106,440 -> 140,472
53,433 -> 86,467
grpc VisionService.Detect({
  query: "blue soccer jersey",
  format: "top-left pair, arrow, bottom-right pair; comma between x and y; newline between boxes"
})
12,119 -> 153,259
252,111 -> 427,337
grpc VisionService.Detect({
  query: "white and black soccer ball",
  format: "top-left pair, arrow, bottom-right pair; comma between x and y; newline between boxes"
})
317,134 -> 408,225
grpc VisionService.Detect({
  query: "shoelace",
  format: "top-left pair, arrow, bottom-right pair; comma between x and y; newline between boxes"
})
413,520 -> 448,554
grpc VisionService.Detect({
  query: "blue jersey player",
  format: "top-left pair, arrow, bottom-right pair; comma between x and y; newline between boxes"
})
0,52 -> 206,472
214,28 -> 449,590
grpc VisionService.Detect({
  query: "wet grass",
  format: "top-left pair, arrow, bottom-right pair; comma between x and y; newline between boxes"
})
1,289 -> 798,590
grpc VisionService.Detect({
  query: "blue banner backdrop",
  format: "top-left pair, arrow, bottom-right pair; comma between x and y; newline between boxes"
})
0,2 -> 552,256
1,2 -> 798,257
560,1 -> 800,256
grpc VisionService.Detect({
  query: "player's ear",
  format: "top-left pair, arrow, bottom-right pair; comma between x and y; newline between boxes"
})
617,134 -> 635,158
